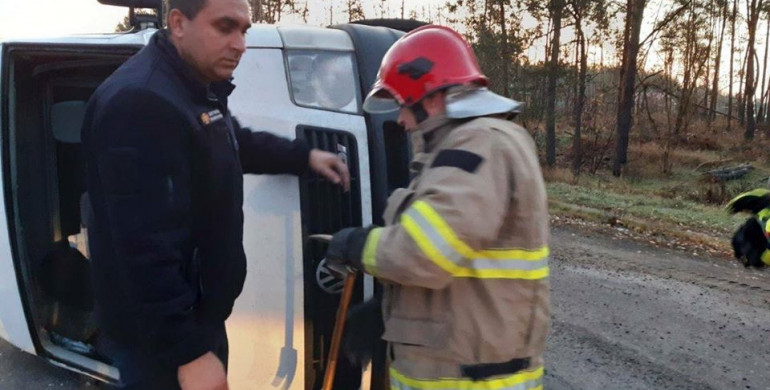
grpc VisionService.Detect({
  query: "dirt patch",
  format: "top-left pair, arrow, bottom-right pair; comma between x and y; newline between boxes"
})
551,211 -> 733,262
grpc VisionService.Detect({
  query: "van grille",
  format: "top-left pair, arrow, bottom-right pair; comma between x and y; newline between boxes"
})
298,126 -> 361,233
296,126 -> 363,389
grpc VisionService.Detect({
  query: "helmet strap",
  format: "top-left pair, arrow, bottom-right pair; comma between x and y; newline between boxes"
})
411,102 -> 429,124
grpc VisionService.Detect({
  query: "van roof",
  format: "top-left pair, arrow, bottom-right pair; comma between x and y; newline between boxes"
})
0,24 -> 355,52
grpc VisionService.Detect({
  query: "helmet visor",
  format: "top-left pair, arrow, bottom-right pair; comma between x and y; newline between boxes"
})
363,87 -> 400,114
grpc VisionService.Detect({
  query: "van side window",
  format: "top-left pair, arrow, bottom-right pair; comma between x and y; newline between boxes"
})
286,50 -> 361,114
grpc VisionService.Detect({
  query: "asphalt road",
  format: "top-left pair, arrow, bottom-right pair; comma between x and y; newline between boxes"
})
544,225 -> 770,390
0,338 -> 91,389
1,225 -> 768,389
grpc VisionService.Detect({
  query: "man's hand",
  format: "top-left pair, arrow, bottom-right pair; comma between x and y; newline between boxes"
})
309,149 -> 350,191
178,352 -> 228,390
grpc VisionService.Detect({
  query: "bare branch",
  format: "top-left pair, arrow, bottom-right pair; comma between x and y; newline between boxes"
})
640,0 -> 693,47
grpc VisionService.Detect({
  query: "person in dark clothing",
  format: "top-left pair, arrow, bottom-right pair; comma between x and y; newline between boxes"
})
81,0 -> 350,388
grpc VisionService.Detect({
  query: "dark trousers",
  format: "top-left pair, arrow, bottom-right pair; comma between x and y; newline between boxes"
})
119,327 -> 229,390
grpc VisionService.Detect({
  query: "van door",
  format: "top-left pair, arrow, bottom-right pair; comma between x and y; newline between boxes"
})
0,44 -> 35,354
0,41 -> 138,384
0,44 -> 36,356
0,45 -> 35,354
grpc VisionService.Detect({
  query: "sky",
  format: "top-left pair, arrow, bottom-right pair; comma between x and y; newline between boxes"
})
0,0 -> 128,40
0,0 -> 760,95
0,0 -> 605,66
0,0 -> 447,40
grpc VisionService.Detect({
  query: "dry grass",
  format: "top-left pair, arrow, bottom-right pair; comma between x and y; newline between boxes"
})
542,166 -> 576,184
546,114 -> 770,248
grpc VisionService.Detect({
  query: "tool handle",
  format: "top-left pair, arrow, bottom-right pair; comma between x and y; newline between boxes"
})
322,272 -> 357,390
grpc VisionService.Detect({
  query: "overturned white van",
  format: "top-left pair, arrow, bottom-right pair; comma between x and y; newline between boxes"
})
0,1 -> 422,388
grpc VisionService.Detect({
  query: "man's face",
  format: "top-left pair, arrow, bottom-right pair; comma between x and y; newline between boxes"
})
170,0 -> 250,83
396,92 -> 447,132
397,106 -> 419,133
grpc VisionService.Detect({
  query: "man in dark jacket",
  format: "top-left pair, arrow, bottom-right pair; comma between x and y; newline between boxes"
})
81,0 -> 349,388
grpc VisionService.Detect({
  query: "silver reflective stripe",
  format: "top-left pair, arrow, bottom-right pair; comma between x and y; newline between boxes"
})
404,208 -> 549,272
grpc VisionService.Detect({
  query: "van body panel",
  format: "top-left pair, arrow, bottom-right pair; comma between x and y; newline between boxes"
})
278,26 -> 355,52
0,43 -> 37,355
245,25 -> 284,48
0,29 -> 157,47
214,47 -> 371,389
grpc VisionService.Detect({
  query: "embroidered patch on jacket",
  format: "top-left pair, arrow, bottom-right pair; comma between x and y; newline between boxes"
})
431,149 -> 484,173
200,109 -> 224,125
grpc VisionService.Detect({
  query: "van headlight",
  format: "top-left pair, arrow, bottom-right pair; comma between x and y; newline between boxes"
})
286,50 -> 361,114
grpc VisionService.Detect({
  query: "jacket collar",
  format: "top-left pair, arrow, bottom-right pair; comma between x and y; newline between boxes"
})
152,30 -> 236,105
415,114 -> 457,153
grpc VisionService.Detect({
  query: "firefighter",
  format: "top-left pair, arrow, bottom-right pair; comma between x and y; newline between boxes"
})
326,25 -> 551,389
727,188 -> 770,267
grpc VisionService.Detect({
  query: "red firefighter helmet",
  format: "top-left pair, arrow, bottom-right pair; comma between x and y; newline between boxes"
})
363,25 -> 488,113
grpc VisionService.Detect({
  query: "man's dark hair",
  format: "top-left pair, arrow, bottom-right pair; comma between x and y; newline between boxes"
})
166,0 -> 209,19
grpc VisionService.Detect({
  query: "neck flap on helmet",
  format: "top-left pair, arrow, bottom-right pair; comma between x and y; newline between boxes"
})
445,86 -> 523,119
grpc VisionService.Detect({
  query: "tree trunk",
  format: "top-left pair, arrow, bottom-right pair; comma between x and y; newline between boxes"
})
739,49 -> 747,127
250,0 -> 264,22
573,10 -> 586,176
728,0 -> 737,132
613,0 -> 646,177
759,20 -> 770,122
500,0 -> 510,96
710,0 -> 728,122
745,0 -> 763,140
703,0 -> 714,114
674,4 -> 710,139
546,0 -> 563,166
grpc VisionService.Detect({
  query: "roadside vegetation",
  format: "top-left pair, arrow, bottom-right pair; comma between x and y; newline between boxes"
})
540,117 -> 770,256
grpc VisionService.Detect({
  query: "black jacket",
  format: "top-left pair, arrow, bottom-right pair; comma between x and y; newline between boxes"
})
82,30 -> 309,377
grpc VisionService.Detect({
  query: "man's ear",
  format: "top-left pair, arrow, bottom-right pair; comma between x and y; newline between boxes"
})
167,8 -> 187,39
423,91 -> 447,115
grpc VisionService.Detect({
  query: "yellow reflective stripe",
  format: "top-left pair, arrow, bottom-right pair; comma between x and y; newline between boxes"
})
412,201 -> 479,260
412,201 -> 548,262
401,201 -> 549,280
402,213 -> 461,275
481,247 -> 550,261
761,250 -> 770,266
754,214 -> 770,237
464,267 -> 550,280
390,366 -> 544,390
362,227 -> 383,275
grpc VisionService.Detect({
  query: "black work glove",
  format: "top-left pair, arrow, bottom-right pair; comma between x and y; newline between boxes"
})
343,295 -> 384,367
732,217 -> 769,268
326,226 -> 375,273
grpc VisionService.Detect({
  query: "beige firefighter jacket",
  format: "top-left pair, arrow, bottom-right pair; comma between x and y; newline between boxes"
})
361,114 -> 551,389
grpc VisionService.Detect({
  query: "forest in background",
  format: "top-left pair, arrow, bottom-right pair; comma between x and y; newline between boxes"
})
238,1 -> 770,177
121,0 -> 770,251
